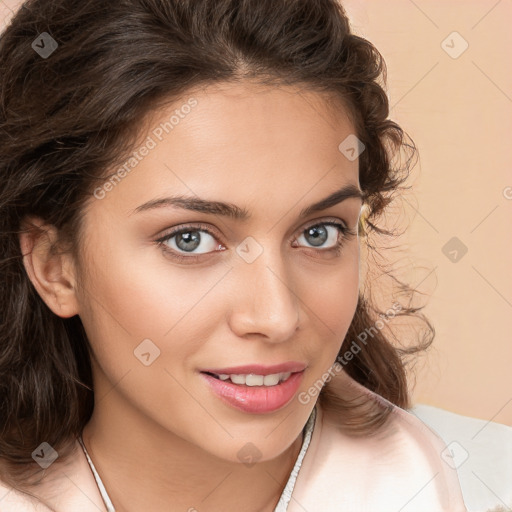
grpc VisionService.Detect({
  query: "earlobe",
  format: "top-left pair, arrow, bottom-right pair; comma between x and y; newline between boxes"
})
18,216 -> 79,319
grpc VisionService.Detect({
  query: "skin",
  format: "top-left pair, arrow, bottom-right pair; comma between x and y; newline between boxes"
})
19,80 -> 364,512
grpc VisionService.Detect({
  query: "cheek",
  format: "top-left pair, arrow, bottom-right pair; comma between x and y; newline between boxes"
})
75,239 -> 224,431
76,233 -> 232,372
297,251 -> 360,368
299,247 -> 360,330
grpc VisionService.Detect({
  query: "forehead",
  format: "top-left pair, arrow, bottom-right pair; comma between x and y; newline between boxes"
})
88,80 -> 360,221
139,79 -> 355,152
144,81 -> 355,167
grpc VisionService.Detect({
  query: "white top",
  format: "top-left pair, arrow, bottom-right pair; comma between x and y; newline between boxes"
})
77,404 -> 318,512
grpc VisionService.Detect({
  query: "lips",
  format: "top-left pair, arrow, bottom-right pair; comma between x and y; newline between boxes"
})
201,369 -> 305,414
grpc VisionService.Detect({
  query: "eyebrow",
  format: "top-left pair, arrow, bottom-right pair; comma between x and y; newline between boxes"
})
130,183 -> 364,220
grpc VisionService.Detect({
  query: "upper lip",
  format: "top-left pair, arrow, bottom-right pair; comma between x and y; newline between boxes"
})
200,362 -> 307,376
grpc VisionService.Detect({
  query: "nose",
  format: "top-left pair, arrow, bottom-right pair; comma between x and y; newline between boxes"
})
227,248 -> 300,343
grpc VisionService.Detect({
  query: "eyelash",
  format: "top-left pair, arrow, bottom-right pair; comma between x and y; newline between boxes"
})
155,219 -> 357,263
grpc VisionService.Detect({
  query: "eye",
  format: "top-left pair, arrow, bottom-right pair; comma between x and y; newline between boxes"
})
156,223 -> 222,261
155,219 -> 357,263
294,221 -> 350,250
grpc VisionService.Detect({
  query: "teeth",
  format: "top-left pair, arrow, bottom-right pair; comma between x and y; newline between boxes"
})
216,372 -> 292,386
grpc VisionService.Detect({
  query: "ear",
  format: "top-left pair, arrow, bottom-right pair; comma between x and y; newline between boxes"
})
19,216 -> 80,318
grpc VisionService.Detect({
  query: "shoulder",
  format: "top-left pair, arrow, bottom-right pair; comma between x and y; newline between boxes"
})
289,372 -> 468,512
0,439 -> 107,512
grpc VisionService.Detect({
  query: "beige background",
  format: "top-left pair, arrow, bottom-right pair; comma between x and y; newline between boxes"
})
1,0 -> 511,426
343,0 -> 512,427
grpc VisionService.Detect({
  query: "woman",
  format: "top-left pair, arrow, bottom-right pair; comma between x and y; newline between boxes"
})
0,0 -> 467,510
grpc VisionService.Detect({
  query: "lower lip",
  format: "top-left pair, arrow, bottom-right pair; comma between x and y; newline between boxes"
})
200,371 -> 305,414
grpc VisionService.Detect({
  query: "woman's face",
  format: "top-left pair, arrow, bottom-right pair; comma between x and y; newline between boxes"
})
75,80 -> 363,462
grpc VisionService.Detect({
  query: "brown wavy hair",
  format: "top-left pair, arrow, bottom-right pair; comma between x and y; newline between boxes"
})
0,0 -> 434,494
